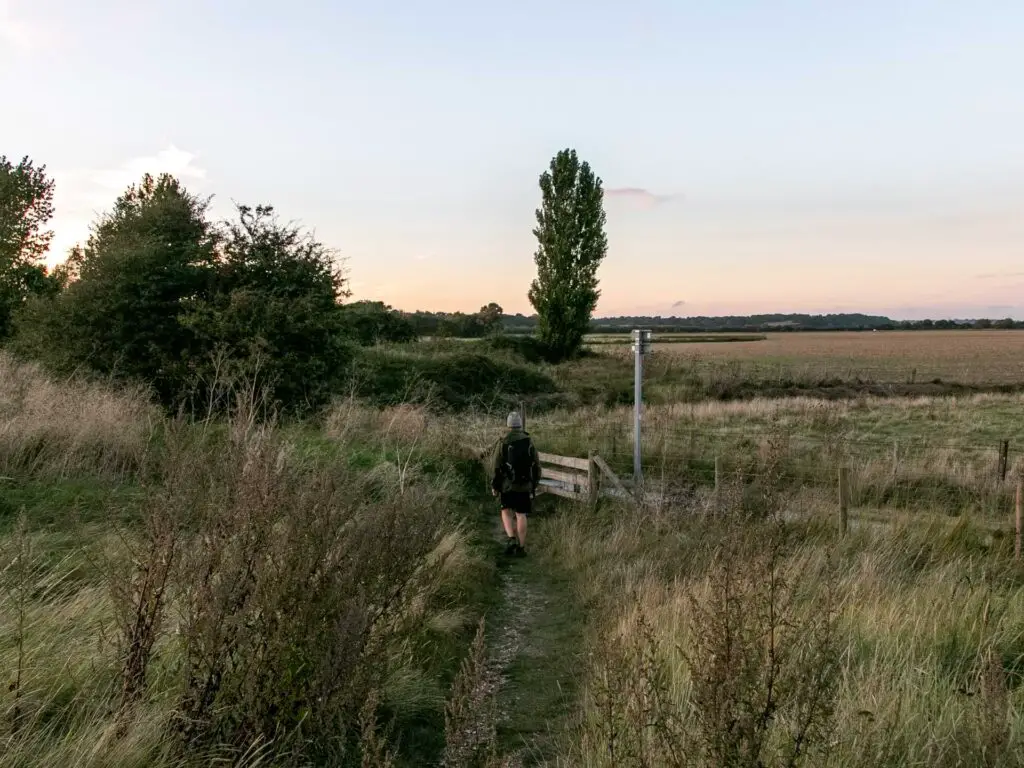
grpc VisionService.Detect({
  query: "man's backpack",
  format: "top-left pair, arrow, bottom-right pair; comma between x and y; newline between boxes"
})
503,437 -> 536,489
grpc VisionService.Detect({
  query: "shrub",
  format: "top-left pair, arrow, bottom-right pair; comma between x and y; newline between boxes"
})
478,334 -> 556,365
351,349 -> 558,410
339,301 -> 418,346
13,174 -> 218,407
103,404 -> 478,764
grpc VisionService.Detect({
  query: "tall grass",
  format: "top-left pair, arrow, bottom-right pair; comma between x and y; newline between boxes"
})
0,357 -> 494,766
534,481 -> 1024,766
0,353 -> 158,481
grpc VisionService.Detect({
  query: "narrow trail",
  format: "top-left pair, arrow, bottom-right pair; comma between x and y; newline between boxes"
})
480,508 -> 582,767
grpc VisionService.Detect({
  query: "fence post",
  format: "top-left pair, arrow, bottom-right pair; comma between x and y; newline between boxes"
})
588,451 -> 599,509
999,440 -> 1009,482
838,466 -> 849,535
1016,478 -> 1022,561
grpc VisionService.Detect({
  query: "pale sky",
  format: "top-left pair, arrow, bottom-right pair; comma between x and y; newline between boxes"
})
3,0 -> 1023,319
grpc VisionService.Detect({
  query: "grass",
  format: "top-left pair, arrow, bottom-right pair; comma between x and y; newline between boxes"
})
584,333 -> 767,345
0,354 -> 505,767
533,498 -> 1024,767
9,324 -> 1024,766
637,329 -> 1024,385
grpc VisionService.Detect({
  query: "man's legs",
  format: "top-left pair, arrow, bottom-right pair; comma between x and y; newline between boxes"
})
515,512 -> 527,548
501,508 -> 516,539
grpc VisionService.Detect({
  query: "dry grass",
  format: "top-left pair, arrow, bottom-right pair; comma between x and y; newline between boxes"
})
539,495 -> 1024,767
0,364 -> 494,766
0,353 -> 158,481
642,330 -> 1024,385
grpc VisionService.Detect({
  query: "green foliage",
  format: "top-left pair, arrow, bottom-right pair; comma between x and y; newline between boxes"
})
340,300 -> 418,345
352,348 -> 557,410
406,303 -> 506,339
528,148 -> 607,361
0,156 -> 59,339
480,334 -> 558,364
181,204 -> 354,415
14,181 -> 358,416
14,173 -> 218,404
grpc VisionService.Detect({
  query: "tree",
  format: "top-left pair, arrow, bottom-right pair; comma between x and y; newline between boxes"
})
528,148 -> 607,360
0,155 -> 58,339
339,300 -> 417,346
477,302 -> 504,335
16,173 -> 218,404
181,204 -> 355,415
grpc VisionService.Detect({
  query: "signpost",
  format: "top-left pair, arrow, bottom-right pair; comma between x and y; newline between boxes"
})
632,329 -> 652,492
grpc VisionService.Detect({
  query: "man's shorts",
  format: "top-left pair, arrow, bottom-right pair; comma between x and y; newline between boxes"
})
499,490 -> 532,516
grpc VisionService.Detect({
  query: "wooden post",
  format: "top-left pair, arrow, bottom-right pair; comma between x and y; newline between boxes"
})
1016,478 -> 1022,561
838,466 -> 849,535
999,440 -> 1009,482
588,451 -> 599,509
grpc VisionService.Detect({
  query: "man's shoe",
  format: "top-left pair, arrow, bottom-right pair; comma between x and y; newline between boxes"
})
514,545 -> 527,558
504,537 -> 518,556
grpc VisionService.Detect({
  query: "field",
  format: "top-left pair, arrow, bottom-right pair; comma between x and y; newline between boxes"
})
4,330 -> 1024,766
642,329 -> 1024,384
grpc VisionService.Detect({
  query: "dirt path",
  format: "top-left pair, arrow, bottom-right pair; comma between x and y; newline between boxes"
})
480,513 -> 582,766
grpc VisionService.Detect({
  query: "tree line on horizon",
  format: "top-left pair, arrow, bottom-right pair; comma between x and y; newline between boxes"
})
493,311 -> 1024,333
388,309 -> 1024,335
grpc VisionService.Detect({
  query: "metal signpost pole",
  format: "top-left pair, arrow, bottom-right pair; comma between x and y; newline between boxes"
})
632,329 -> 652,493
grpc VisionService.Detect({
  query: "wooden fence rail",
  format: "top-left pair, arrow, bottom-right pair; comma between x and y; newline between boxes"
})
476,445 -> 627,507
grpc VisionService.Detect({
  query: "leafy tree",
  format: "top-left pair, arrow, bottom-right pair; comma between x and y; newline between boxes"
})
339,300 -> 417,346
182,204 -> 355,414
0,155 -> 58,339
528,148 -> 607,360
477,302 -> 504,335
15,173 -> 218,404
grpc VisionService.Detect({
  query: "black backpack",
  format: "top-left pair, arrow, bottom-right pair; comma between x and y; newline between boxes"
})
503,437 -> 536,487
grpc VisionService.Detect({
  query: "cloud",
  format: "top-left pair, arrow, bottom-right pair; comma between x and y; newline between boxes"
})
47,145 -> 211,264
671,300 -> 686,309
975,271 -> 1024,280
0,0 -> 53,54
605,187 -> 680,210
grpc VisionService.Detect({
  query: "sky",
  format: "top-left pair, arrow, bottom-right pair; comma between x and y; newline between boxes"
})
2,0 -> 1023,320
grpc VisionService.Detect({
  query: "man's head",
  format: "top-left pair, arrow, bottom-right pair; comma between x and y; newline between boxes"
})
506,411 -> 523,430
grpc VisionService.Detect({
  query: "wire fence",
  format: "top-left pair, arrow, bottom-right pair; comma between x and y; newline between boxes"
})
512,424 -> 1023,521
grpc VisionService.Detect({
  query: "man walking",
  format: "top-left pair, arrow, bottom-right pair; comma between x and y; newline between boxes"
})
491,412 -> 541,556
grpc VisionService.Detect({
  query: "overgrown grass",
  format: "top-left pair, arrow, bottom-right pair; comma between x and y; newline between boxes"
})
0,355 -> 501,766
529,490 -> 1024,767
512,394 -> 1024,521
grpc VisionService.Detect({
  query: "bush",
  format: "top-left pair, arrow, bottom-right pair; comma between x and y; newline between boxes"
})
128,418 -> 454,761
12,183 -> 358,418
351,348 -> 558,410
478,334 -> 557,364
339,301 -> 418,346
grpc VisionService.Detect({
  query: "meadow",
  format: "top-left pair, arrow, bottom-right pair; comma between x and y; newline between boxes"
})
517,330 -> 1024,766
641,329 -> 1024,385
3,329 -> 1024,766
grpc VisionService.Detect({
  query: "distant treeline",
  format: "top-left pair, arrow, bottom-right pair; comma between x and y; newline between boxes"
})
492,312 -> 1024,333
